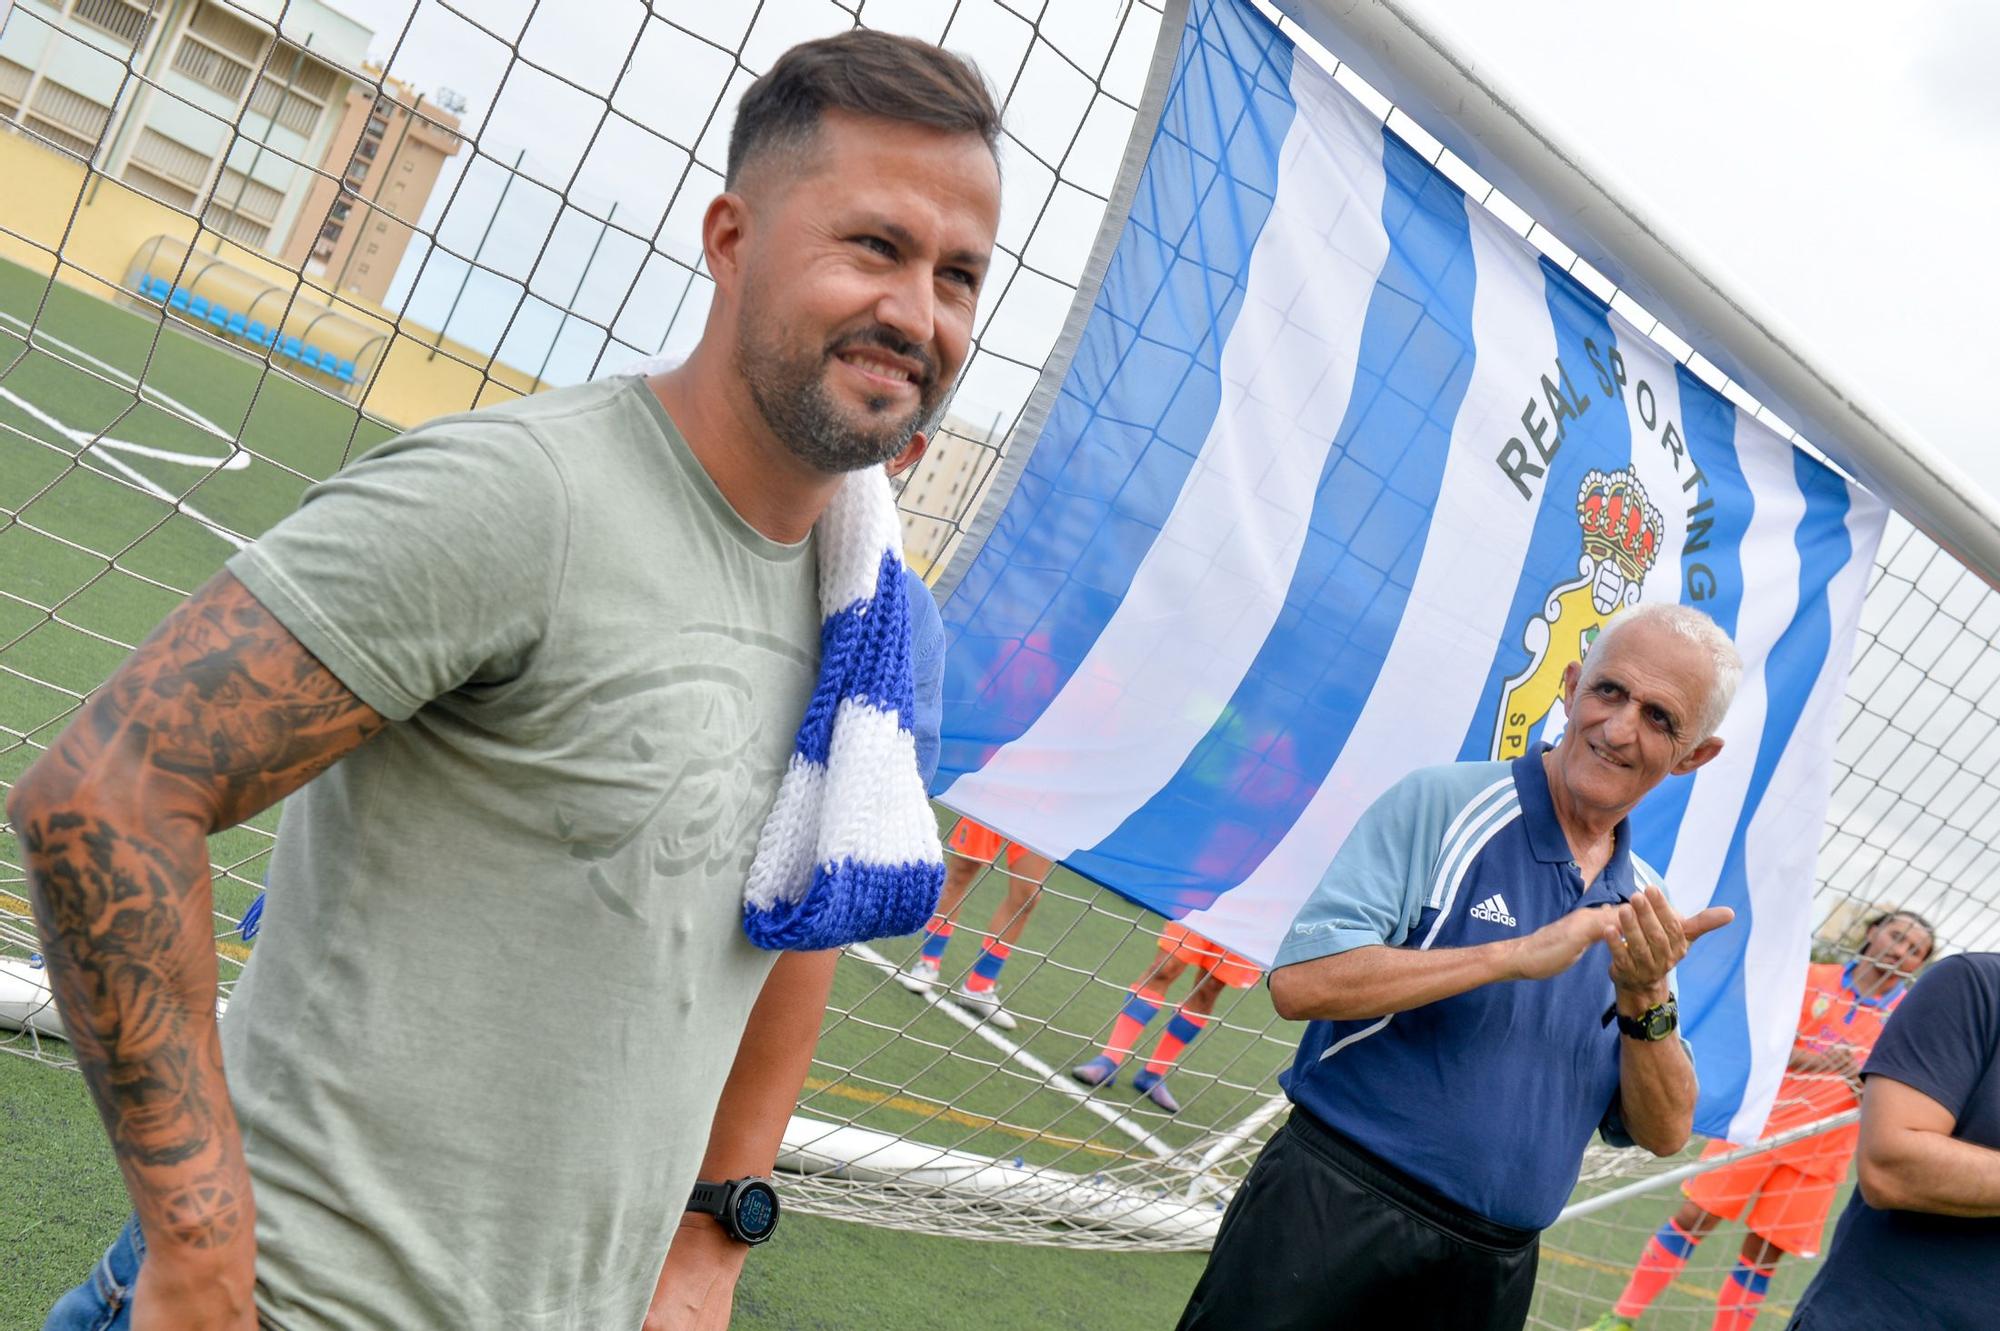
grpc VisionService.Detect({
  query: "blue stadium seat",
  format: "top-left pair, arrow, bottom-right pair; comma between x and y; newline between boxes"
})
207,305 -> 229,331
168,286 -> 190,312
300,346 -> 324,371
244,321 -> 269,347
335,359 -> 357,384
188,296 -> 210,319
277,335 -> 303,360
138,275 -> 166,302
225,312 -> 247,337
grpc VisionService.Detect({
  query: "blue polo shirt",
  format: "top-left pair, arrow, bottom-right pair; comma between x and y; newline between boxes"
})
1275,749 -> 1666,1231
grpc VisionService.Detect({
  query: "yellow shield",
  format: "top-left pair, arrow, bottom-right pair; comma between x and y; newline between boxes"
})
1491,468 -> 1665,759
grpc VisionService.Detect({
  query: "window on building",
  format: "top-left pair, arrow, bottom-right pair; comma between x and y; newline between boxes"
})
22,80 -> 112,159
248,46 -> 340,138
0,58 -> 30,123
122,127 -> 214,212
172,2 -> 267,101
66,0 -> 158,53
203,169 -> 284,250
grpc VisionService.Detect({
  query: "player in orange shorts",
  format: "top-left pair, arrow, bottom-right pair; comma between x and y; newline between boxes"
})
1585,909 -> 1936,1331
897,816 -> 1053,1030
1070,921 -> 1263,1113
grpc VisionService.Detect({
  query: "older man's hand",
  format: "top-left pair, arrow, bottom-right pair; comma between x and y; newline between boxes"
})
1610,885 -> 1733,1000
1508,907 -> 1622,982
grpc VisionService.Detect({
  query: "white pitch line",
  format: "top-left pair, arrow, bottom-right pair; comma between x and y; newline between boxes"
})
0,384 -> 251,469
0,308 -> 233,439
846,940 -> 1177,1160
87,448 -> 250,550
0,386 -> 249,549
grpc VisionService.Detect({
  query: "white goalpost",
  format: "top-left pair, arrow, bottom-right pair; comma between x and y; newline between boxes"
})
2,1 -> 1998,1324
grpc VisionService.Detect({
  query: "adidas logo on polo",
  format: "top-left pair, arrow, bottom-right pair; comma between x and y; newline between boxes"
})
1469,893 -> 1517,927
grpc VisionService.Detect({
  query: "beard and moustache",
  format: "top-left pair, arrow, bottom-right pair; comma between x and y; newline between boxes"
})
737,298 -> 945,474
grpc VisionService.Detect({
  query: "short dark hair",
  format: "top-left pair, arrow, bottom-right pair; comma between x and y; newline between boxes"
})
726,30 -> 1002,186
1864,909 -> 1938,964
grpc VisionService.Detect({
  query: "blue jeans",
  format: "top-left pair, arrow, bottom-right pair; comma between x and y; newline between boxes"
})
44,1214 -> 144,1331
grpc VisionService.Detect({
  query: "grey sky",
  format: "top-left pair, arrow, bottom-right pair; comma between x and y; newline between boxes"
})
330,0 -> 1998,507
1417,0 -> 2000,504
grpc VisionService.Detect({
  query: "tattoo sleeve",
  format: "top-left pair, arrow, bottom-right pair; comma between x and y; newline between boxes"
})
7,570 -> 385,1274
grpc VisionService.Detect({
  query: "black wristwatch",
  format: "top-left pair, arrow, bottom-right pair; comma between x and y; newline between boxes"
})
1615,995 -> 1679,1042
687,1176 -> 780,1245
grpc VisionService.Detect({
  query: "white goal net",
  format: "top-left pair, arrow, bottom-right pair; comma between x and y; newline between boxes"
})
2,1 -> 1996,1324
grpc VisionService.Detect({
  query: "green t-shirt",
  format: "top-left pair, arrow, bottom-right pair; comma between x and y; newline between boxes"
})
222,376 -> 819,1329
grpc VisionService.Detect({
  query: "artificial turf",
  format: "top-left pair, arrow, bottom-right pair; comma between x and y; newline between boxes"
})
0,254 -> 1841,1330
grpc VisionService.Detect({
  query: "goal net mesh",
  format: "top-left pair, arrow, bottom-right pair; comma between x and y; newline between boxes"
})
1,0 -> 1995,1321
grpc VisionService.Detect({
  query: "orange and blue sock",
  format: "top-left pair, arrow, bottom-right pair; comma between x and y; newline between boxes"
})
1614,1217 -> 1702,1319
919,919 -> 953,964
1712,1260 -> 1773,1331
964,938 -> 1010,994
1101,989 -> 1163,1063
1144,1008 -> 1209,1075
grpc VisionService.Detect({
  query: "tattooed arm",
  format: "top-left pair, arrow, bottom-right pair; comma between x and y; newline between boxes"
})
7,570 -> 386,1327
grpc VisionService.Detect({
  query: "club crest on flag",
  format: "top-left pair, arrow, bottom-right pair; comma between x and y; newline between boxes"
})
1491,467 -> 1666,760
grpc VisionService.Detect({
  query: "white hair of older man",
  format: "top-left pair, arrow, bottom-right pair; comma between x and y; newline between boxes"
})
1583,602 -> 1743,742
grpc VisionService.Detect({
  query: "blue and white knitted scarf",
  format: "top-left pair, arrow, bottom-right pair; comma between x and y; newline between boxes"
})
621,360 -> 945,950
741,465 -> 946,949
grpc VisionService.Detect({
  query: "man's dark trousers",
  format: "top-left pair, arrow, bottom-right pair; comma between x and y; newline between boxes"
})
1177,1108 -> 1540,1331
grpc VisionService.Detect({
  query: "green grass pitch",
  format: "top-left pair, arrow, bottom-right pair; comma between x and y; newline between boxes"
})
0,254 -> 1840,1327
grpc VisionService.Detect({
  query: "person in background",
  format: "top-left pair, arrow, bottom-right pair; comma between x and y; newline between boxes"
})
899,817 -> 1053,1030
1781,950 -> 2000,1330
1586,909 -> 1935,1331
1073,923 -> 1263,1113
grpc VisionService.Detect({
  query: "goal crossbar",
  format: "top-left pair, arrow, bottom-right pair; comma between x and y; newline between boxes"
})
1555,1110 -> 1863,1225
1274,0 -> 2000,590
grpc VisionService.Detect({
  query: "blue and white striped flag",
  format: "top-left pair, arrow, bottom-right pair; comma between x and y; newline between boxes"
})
935,0 -> 1887,1142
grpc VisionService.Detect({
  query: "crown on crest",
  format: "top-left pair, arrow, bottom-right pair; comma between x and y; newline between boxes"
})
1575,468 -> 1663,582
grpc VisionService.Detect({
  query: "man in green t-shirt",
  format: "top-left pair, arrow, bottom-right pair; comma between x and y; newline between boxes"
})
13,31 -> 1001,1331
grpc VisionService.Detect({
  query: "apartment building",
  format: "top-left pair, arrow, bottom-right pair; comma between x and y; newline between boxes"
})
899,413 -> 1011,576
0,0 -> 372,255
280,69 -> 462,305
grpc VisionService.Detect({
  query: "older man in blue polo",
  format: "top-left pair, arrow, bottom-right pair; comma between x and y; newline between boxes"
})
1179,602 -> 1743,1331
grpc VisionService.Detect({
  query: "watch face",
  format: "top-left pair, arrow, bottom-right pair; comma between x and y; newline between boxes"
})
1644,1000 -> 1678,1039
734,1183 -> 778,1241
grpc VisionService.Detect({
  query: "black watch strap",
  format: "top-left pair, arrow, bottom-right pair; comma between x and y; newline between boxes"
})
1615,996 -> 1679,1041
686,1176 -> 780,1245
